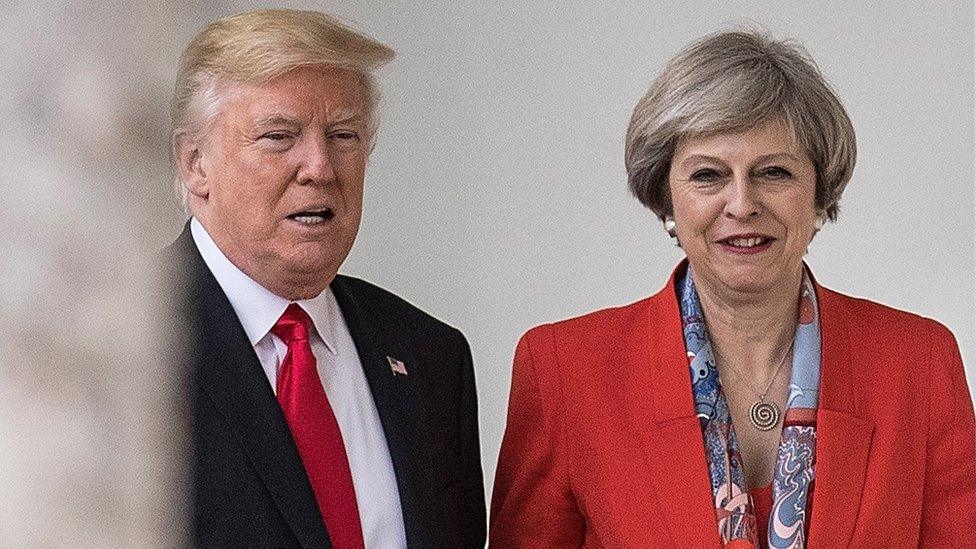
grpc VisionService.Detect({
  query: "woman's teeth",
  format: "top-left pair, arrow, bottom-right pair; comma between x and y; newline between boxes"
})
728,237 -> 765,248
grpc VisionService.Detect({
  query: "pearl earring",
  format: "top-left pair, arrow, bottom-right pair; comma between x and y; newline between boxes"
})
813,213 -> 827,231
663,217 -> 677,238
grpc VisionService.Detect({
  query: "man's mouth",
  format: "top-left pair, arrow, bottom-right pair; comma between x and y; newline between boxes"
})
287,209 -> 334,225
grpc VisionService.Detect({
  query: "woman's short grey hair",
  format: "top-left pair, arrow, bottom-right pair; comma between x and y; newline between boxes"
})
170,9 -> 394,203
625,30 -> 856,221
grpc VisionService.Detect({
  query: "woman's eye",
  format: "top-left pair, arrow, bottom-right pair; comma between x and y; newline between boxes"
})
760,166 -> 792,179
690,169 -> 722,182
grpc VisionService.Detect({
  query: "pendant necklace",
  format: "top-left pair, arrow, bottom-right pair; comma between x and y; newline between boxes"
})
715,337 -> 795,431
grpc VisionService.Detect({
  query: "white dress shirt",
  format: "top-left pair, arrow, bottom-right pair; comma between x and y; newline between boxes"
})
190,218 -> 407,548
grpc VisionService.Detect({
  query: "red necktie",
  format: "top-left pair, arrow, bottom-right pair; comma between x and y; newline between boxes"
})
273,304 -> 365,548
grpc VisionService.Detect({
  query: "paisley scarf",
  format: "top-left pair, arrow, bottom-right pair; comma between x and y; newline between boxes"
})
678,267 -> 821,548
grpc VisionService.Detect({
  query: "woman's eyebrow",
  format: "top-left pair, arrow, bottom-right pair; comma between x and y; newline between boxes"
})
753,152 -> 799,164
678,154 -> 725,167
678,152 -> 800,168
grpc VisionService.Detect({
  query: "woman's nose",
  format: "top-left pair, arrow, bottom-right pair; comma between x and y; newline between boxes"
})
723,174 -> 761,219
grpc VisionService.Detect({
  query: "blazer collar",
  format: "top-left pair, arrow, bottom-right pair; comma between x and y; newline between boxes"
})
627,260 -> 874,547
806,280 -> 874,547
623,260 -> 721,547
175,223 -> 435,546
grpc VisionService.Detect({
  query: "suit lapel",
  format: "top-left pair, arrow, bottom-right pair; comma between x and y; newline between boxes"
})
624,269 -> 720,548
330,276 -> 428,546
176,227 -> 331,549
807,284 -> 874,547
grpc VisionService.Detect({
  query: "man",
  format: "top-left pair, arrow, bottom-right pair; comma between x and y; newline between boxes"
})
166,9 -> 485,548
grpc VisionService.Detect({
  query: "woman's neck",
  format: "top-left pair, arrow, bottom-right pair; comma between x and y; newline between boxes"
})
694,269 -> 802,380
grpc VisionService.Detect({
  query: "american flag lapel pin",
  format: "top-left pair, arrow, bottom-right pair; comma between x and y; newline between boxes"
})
387,356 -> 408,376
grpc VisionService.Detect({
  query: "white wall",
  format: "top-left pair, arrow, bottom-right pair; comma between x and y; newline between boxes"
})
156,0 -> 975,512
327,1 -> 976,505
4,1 -> 971,542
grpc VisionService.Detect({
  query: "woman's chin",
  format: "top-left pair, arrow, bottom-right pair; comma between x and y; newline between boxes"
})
713,265 -> 803,299
724,280 -> 775,296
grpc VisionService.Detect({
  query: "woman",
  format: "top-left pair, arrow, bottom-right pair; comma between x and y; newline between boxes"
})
490,31 -> 975,548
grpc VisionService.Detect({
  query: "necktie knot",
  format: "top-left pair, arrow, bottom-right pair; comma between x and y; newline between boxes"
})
271,303 -> 312,344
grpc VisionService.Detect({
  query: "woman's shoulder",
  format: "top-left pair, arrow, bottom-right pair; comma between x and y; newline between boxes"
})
512,296 -> 663,413
520,296 -> 655,347
817,285 -> 959,352
514,287 -> 680,379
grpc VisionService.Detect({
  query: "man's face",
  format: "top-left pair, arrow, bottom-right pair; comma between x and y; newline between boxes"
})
188,65 -> 369,299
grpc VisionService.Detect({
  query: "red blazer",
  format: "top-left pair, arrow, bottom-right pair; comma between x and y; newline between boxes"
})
490,265 -> 975,548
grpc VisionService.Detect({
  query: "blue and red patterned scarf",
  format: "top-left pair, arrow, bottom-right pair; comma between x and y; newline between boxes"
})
678,267 -> 820,548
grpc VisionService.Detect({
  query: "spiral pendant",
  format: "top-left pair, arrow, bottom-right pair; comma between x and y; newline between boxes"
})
749,399 -> 780,431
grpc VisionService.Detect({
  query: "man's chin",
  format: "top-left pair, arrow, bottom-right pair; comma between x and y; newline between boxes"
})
254,253 -> 342,300
269,273 -> 334,300
287,257 -> 340,280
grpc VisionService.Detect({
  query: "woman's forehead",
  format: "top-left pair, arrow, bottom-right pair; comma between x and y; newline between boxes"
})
673,119 -> 804,161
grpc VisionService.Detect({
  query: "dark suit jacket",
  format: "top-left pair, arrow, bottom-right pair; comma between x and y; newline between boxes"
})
167,226 -> 486,548
490,261 -> 975,548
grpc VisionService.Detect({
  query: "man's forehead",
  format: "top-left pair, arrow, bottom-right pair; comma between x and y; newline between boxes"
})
248,107 -> 364,127
224,66 -> 365,110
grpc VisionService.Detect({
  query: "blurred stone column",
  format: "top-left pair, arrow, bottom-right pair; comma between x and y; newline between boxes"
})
0,1 -> 196,546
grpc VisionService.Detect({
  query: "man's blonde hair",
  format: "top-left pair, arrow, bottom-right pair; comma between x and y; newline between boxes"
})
170,9 -> 394,204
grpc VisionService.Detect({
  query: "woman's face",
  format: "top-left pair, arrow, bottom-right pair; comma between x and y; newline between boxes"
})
668,118 -> 818,297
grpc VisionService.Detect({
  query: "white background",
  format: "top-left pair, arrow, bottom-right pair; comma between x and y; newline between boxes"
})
2,1 -> 972,543
241,1 -> 974,505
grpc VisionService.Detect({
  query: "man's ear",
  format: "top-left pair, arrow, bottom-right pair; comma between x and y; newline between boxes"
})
173,134 -> 211,200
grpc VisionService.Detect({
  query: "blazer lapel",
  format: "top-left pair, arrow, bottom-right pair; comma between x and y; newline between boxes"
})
624,269 -> 720,548
330,276 -> 428,546
619,264 -> 874,547
176,227 -> 331,549
806,283 -> 874,547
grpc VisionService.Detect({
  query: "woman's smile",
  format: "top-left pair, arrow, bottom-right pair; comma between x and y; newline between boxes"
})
668,118 -> 818,295
716,233 -> 776,255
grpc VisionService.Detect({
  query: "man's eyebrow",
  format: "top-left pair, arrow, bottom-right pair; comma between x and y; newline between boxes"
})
250,109 -> 365,128
251,114 -> 303,128
328,107 -> 365,124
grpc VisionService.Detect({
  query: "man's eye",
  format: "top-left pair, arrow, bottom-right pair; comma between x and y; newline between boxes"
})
331,131 -> 359,141
262,132 -> 291,141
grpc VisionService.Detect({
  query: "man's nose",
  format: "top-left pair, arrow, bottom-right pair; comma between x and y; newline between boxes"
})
296,136 -> 337,185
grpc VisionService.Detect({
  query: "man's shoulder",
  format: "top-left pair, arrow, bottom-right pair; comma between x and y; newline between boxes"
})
331,274 -> 464,341
160,224 -> 201,279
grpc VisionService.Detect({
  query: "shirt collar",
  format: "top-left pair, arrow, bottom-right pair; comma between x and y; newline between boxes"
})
295,290 -> 340,356
189,217 -> 339,354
